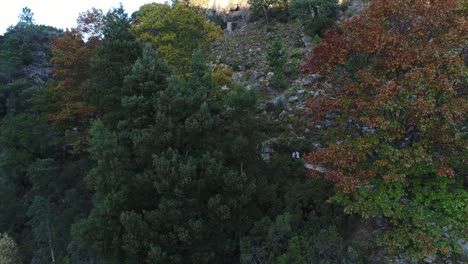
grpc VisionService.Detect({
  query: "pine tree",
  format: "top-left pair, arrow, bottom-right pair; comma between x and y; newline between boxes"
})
18,7 -> 35,25
119,43 -> 170,133
72,41 -> 171,262
267,37 -> 288,90
289,0 -> 338,37
117,51 -> 260,264
74,47 -> 266,263
85,6 -> 139,127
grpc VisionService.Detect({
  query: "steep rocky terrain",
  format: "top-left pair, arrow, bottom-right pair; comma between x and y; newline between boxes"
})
206,1 -> 467,263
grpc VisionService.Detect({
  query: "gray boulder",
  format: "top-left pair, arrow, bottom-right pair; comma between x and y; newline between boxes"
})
302,74 -> 320,86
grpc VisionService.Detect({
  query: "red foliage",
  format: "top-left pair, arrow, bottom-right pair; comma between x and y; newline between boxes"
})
48,9 -> 104,129
302,0 -> 467,192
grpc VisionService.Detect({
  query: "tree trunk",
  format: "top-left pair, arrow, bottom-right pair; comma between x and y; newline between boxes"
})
46,213 -> 55,263
262,6 -> 269,25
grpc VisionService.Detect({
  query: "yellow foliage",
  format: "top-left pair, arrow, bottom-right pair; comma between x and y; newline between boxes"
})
131,3 -> 223,69
212,65 -> 233,87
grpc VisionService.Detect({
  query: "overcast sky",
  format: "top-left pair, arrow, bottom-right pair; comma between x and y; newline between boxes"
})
1,0 -> 161,34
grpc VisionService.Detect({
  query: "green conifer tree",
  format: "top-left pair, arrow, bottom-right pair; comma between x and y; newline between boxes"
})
18,7 -> 35,25
85,6 -> 139,127
72,42 -> 171,262
74,47 -> 267,263
267,37 -> 288,90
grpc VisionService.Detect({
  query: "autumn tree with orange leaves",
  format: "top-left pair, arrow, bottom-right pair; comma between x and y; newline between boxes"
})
50,8 -> 104,125
303,0 -> 467,258
33,8 -> 104,151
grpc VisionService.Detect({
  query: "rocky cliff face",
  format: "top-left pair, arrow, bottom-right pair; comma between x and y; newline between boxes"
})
24,50 -> 53,85
0,25 -> 61,118
192,0 -> 249,14
23,27 -> 61,85
192,0 -> 251,32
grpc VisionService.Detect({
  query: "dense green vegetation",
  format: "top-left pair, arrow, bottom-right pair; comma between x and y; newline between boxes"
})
0,1 -> 466,263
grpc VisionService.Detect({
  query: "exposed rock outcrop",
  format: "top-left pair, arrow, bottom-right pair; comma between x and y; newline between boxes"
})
23,50 -> 53,85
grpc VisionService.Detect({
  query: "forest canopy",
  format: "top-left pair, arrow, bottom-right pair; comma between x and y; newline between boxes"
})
0,1 -> 466,263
